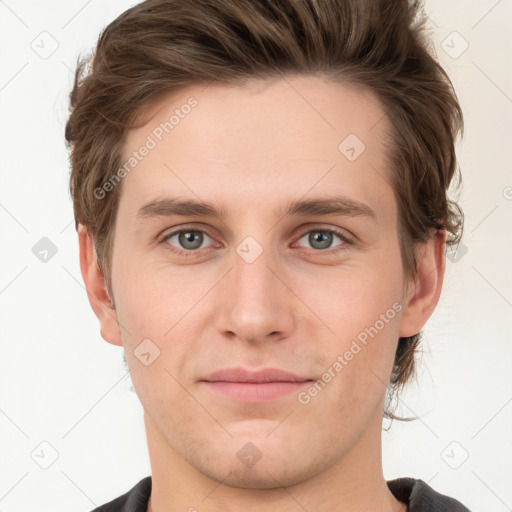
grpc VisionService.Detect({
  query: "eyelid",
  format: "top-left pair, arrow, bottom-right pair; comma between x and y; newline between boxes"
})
159,223 -> 218,241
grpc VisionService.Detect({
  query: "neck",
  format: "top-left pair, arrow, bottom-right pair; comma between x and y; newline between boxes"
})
144,408 -> 406,512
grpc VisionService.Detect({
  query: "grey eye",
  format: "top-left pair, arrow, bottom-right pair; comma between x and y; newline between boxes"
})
166,230 -> 213,251
297,230 -> 345,250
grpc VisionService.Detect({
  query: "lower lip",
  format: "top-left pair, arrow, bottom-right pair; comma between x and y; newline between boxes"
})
201,381 -> 311,401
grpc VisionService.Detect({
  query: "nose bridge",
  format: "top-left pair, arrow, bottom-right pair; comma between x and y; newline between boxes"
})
234,242 -> 275,305
216,236 -> 293,342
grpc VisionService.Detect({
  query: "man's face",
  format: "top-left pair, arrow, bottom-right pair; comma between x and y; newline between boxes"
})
109,75 -> 409,488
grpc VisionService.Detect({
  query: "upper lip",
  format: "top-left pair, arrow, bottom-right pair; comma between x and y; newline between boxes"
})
200,367 -> 312,383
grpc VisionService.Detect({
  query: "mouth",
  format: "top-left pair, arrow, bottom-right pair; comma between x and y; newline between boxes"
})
199,367 -> 315,402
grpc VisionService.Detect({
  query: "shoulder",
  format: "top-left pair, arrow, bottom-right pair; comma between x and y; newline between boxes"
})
387,477 -> 471,511
89,476 -> 152,512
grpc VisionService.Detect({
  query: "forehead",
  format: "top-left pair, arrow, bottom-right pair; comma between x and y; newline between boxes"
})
120,75 -> 395,220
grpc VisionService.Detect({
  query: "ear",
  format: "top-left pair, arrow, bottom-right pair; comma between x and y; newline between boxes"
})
398,230 -> 447,338
78,224 -> 123,346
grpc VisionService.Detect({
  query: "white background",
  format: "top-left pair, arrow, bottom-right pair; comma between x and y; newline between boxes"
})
0,1 -> 511,511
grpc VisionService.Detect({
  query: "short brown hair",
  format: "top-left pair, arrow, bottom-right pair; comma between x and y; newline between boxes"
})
65,0 -> 464,418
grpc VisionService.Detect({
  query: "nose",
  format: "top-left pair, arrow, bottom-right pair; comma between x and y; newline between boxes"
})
214,242 -> 295,345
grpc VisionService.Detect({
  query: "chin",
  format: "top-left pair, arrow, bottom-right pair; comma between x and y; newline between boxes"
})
201,460 -> 307,490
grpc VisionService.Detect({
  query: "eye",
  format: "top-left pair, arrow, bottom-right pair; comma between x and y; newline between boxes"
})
159,225 -> 352,257
162,229 -> 215,253
295,228 -> 350,252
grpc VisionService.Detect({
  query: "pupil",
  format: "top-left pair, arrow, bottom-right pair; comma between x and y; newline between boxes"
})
310,231 -> 332,249
179,231 -> 202,249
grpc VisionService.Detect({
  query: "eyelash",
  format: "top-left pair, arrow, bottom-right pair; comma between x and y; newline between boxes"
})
159,225 -> 353,257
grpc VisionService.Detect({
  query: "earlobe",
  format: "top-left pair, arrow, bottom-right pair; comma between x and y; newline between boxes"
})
78,224 -> 123,347
398,230 -> 447,338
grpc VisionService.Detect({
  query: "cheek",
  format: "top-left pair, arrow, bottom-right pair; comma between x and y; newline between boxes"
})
112,252 -> 199,338
294,256 -> 404,396
111,256 -> 210,387
295,256 -> 404,341
303,319 -> 401,434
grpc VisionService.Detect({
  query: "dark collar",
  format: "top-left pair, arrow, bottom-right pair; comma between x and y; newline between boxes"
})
387,477 -> 471,511
92,475 -> 470,511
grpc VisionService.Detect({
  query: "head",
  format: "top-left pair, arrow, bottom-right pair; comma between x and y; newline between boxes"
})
66,0 -> 463,489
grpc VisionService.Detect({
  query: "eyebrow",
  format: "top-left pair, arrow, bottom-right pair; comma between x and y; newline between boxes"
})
136,196 -> 376,221
281,197 -> 376,219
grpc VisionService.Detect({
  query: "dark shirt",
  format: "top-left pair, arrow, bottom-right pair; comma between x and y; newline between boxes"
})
90,475 -> 471,511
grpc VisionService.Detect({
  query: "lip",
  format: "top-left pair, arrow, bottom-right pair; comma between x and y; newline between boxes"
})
199,367 -> 314,402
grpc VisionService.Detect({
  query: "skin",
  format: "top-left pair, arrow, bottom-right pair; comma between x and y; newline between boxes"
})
79,75 -> 446,511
